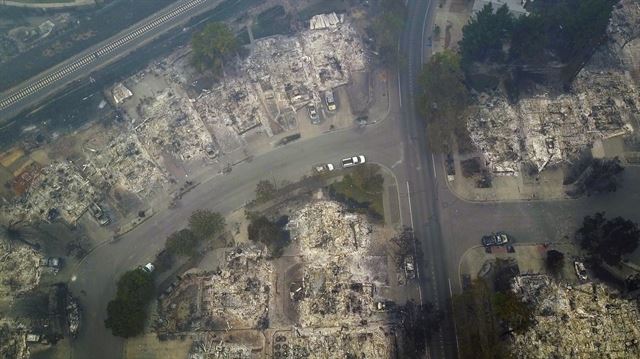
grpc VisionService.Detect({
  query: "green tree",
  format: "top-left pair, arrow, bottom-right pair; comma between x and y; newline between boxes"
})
350,165 -> 384,195
452,279 -> 510,358
582,158 -> 625,195
509,14 -> 547,62
418,50 -> 470,151
492,291 -> 535,334
247,216 -> 289,258
549,0 -> 615,62
104,269 -> 155,338
191,22 -> 237,74
459,4 -> 513,67
188,210 -> 225,241
104,299 -> 147,338
577,213 -> 640,266
371,0 -> 406,64
165,228 -> 199,257
255,180 -> 277,204
115,269 -> 154,306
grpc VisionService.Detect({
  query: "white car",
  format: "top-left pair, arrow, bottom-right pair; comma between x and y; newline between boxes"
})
574,261 -> 588,281
341,155 -> 366,168
314,163 -> 335,173
142,263 -> 155,273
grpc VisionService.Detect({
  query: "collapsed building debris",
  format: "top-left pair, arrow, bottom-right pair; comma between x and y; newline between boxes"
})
84,129 -> 168,196
159,197 -> 400,357
112,83 -> 133,105
289,200 -> 384,327
3,160 -> 99,223
189,332 -> 253,359
135,88 -> 218,162
45,283 -> 82,339
309,12 -> 344,30
193,76 -> 267,138
467,1 -> 639,174
510,275 -> 640,358
157,245 -> 272,332
0,324 -> 29,359
0,244 -> 43,300
273,327 -> 395,359
243,20 -> 366,109
67,294 -> 81,338
469,87 -> 636,174
124,13 -> 367,161
293,200 -> 372,264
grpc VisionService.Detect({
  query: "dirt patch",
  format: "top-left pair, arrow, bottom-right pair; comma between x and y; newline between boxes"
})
123,334 -> 193,359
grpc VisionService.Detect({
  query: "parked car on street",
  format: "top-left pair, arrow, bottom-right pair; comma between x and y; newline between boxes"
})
142,263 -> 155,273
341,155 -> 366,168
481,232 -> 510,246
314,163 -> 335,173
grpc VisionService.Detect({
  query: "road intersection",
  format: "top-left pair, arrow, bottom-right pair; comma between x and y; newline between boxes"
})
3,0 -> 639,358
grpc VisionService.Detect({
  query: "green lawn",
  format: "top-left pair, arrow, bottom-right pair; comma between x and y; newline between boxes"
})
329,168 -> 385,221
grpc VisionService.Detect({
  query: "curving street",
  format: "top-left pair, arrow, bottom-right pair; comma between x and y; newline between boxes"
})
8,0 -> 637,358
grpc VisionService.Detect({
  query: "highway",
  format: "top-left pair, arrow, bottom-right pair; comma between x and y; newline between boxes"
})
0,0 -> 221,121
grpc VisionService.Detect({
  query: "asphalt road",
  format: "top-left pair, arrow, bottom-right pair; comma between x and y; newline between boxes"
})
396,0 -> 459,358
68,121 -> 404,358
32,0 -> 640,358
0,0 -> 227,122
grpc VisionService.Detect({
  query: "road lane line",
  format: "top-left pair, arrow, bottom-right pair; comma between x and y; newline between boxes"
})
448,278 -> 461,355
397,67 -> 402,107
431,153 -> 436,176
406,181 -> 415,230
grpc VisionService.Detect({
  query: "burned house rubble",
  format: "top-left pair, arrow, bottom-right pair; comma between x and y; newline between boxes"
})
467,1 -> 639,175
1,14 -> 368,227
2,160 -> 99,224
273,326 -> 395,359
134,88 -> 218,163
157,245 -> 272,333
510,275 -> 640,358
0,325 -> 29,359
132,14 -> 366,147
0,243 -> 43,300
289,200 -> 386,327
84,128 -> 168,196
243,16 -> 366,104
468,89 -> 635,174
164,199 -> 399,358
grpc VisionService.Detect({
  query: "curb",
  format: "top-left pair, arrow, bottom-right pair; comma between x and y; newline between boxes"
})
440,159 -> 579,205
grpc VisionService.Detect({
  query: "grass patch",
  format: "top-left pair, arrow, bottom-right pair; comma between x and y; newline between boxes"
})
251,5 -> 291,39
329,165 -> 384,222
